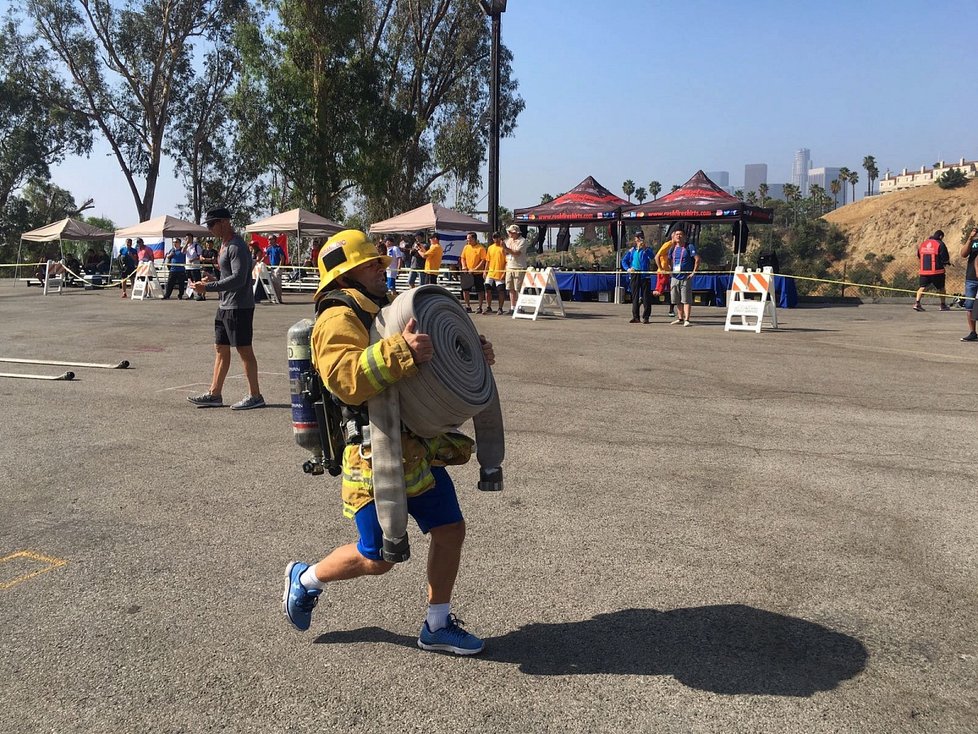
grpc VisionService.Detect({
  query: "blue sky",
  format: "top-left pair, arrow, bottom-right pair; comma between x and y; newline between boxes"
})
47,0 -> 978,224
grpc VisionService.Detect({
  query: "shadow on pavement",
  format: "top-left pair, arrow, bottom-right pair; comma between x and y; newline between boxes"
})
315,604 -> 868,697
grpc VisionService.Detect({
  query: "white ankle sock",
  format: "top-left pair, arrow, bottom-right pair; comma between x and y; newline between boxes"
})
299,566 -> 325,590
426,603 -> 451,631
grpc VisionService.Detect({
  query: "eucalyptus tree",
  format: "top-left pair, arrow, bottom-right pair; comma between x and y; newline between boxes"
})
14,0 -> 247,221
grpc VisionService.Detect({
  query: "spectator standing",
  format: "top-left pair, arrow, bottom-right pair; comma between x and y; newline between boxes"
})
163,238 -> 188,300
136,238 -> 154,264
459,232 -> 488,313
418,233 -> 443,286
405,235 -> 423,288
625,232 -> 654,324
266,236 -> 286,268
668,230 -> 700,327
503,224 -> 527,313
384,236 -> 403,296
185,235 -> 204,301
914,230 -> 951,312
201,239 -> 219,287
654,236 -> 675,317
187,207 -> 264,411
281,229 -> 495,656
118,238 -> 137,298
484,231 -> 507,315
960,224 -> 978,340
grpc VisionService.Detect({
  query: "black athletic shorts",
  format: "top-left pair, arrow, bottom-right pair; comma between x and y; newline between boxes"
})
215,308 -> 254,347
459,273 -> 485,292
918,273 -> 946,290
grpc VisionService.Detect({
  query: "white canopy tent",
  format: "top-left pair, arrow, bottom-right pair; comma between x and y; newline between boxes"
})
115,215 -> 210,239
245,208 -> 343,237
368,203 -> 490,234
17,218 -> 114,279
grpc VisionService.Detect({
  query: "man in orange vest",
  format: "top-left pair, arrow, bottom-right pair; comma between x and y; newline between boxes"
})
914,230 -> 950,312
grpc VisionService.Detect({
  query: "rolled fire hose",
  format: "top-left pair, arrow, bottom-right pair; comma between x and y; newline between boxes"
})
367,284 -> 505,563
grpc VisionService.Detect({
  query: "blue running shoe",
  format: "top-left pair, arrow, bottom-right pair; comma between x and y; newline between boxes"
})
417,614 -> 484,655
282,561 -> 321,631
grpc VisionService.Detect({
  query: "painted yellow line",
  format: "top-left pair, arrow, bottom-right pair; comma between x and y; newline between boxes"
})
0,550 -> 68,590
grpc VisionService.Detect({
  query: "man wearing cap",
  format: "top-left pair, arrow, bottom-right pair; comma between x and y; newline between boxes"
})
187,207 -> 265,410
282,229 -> 495,656
624,231 -> 654,324
503,224 -> 527,313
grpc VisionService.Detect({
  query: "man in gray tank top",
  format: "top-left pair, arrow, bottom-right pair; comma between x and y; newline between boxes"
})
187,206 -> 265,410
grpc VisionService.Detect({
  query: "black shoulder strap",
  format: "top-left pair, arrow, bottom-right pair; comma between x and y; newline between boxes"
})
315,289 -> 374,332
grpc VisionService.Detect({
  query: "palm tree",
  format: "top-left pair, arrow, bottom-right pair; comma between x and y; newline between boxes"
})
830,179 -> 841,208
648,181 -> 662,200
634,186 -> 647,204
734,189 -> 744,200
782,183 -> 800,225
622,180 -> 635,202
848,171 -> 859,203
540,193 -> 554,204
863,155 -> 878,196
838,167 -> 851,205
757,183 -> 769,206
671,184 -> 681,193
809,184 -> 827,216
746,191 -> 758,205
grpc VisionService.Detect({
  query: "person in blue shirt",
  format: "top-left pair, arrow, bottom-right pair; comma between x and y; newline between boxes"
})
624,231 -> 654,323
163,238 -> 188,300
266,236 -> 286,268
118,238 -> 137,298
668,229 -> 700,327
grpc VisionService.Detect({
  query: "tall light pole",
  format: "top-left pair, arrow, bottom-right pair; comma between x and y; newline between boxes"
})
479,0 -> 506,234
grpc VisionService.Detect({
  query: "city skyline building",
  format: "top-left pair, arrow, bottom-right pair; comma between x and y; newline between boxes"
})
808,166 -> 843,197
792,148 -> 811,196
744,163 -> 767,194
706,171 -> 729,187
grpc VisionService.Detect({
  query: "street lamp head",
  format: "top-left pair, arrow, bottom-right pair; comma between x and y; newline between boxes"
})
478,0 -> 507,15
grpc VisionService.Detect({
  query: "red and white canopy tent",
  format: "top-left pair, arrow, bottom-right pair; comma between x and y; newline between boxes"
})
622,170 -> 774,267
245,208 -> 343,262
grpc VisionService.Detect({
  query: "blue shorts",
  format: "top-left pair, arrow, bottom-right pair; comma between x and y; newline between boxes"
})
354,467 -> 463,561
964,279 -> 978,310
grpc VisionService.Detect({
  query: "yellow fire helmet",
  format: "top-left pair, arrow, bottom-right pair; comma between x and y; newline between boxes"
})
315,229 -> 391,299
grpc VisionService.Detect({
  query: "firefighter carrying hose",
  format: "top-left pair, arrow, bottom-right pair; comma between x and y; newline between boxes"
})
282,229 -> 496,655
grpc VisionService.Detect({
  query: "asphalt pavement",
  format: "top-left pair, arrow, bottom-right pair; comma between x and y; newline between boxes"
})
1,281 -> 976,733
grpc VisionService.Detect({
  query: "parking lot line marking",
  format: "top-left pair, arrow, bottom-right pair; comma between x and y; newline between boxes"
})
1,551 -> 68,590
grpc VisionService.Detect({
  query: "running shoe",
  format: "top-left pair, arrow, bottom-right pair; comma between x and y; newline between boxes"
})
629,318 -> 640,323
913,303 -> 925,312
231,394 -> 265,410
187,392 -> 223,407
683,320 -> 692,327
961,332 -> 978,342
417,615 -> 484,655
940,305 -> 951,312
282,562 -> 321,632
